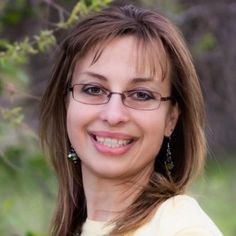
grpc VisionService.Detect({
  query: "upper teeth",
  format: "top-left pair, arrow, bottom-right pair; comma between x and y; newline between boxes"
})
96,136 -> 131,148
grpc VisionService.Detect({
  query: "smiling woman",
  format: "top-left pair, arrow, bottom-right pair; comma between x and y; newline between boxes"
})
67,36 -> 176,180
39,3 -> 223,236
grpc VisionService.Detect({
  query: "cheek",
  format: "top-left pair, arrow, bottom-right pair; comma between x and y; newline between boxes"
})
137,111 -> 168,154
67,101 -> 93,125
66,102 -> 89,143
67,102 -> 78,127
66,103 -> 78,146
139,111 -> 167,136
66,101 -> 100,145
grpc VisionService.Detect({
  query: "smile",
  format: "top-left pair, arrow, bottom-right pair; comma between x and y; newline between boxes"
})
89,131 -> 136,154
95,136 -> 132,148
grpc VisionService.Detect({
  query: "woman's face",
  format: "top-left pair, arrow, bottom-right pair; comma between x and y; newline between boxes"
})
67,36 -> 179,181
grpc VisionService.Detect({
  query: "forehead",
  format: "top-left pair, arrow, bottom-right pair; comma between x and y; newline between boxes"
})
72,36 -> 170,82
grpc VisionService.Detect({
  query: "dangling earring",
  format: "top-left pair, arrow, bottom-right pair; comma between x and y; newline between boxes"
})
164,137 -> 174,174
67,147 -> 78,164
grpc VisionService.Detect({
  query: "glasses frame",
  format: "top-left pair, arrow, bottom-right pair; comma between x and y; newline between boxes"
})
68,83 -> 175,111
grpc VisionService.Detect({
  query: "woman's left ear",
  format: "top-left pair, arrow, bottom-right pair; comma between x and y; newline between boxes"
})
164,103 -> 180,137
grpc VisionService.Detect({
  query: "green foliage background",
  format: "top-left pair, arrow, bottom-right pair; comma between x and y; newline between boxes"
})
0,0 -> 235,235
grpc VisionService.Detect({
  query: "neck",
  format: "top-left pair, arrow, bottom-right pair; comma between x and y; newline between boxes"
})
82,165 -> 152,222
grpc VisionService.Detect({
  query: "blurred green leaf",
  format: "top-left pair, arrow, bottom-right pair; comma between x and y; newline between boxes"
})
57,0 -> 112,29
0,78 -> 3,96
195,32 -> 217,52
2,199 -> 13,211
1,107 -> 24,126
0,0 -> 34,26
34,30 -> 56,52
2,145 -> 27,169
0,37 -> 38,65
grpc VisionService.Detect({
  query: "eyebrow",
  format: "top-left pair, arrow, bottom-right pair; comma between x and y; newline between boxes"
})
82,71 -> 107,81
82,71 -> 154,84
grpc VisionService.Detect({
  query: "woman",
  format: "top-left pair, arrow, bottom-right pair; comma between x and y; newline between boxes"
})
40,4 -> 223,236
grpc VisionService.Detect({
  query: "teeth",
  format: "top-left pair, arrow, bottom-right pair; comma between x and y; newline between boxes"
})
96,136 -> 131,148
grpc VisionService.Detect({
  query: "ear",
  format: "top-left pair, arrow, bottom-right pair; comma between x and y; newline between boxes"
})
164,103 -> 180,137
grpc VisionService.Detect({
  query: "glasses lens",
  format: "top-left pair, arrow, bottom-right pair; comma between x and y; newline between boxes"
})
72,84 -> 109,105
124,91 -> 161,110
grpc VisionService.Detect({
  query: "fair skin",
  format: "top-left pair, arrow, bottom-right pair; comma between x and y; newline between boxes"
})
67,36 -> 179,221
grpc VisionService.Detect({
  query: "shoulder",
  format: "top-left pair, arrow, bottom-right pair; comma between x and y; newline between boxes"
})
133,195 -> 223,236
155,195 -> 223,236
158,194 -> 206,218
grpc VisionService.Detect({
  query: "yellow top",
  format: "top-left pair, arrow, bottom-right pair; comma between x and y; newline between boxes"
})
80,195 -> 223,236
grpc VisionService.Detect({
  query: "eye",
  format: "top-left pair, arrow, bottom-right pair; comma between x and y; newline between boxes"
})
81,84 -> 106,96
127,89 -> 156,101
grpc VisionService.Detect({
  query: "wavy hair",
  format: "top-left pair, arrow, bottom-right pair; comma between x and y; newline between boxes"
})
40,4 -> 206,236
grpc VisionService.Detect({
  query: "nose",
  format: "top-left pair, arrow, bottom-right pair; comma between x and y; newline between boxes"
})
99,93 -> 129,126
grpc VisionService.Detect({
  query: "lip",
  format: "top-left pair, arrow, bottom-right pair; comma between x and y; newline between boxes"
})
89,131 -> 136,139
88,131 -> 137,155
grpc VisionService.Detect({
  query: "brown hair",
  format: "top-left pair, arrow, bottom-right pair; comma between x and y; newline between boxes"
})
40,4 -> 206,236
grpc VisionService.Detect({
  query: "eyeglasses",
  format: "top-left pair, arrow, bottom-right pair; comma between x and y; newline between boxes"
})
68,83 -> 175,111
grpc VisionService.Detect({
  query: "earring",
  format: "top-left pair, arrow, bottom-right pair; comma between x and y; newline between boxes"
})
164,137 -> 174,174
67,147 -> 79,164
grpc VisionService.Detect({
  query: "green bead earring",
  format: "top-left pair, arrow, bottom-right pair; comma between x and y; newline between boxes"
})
67,147 -> 79,164
164,137 -> 174,174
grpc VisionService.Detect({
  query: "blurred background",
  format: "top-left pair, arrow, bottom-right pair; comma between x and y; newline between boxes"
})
0,0 -> 235,235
